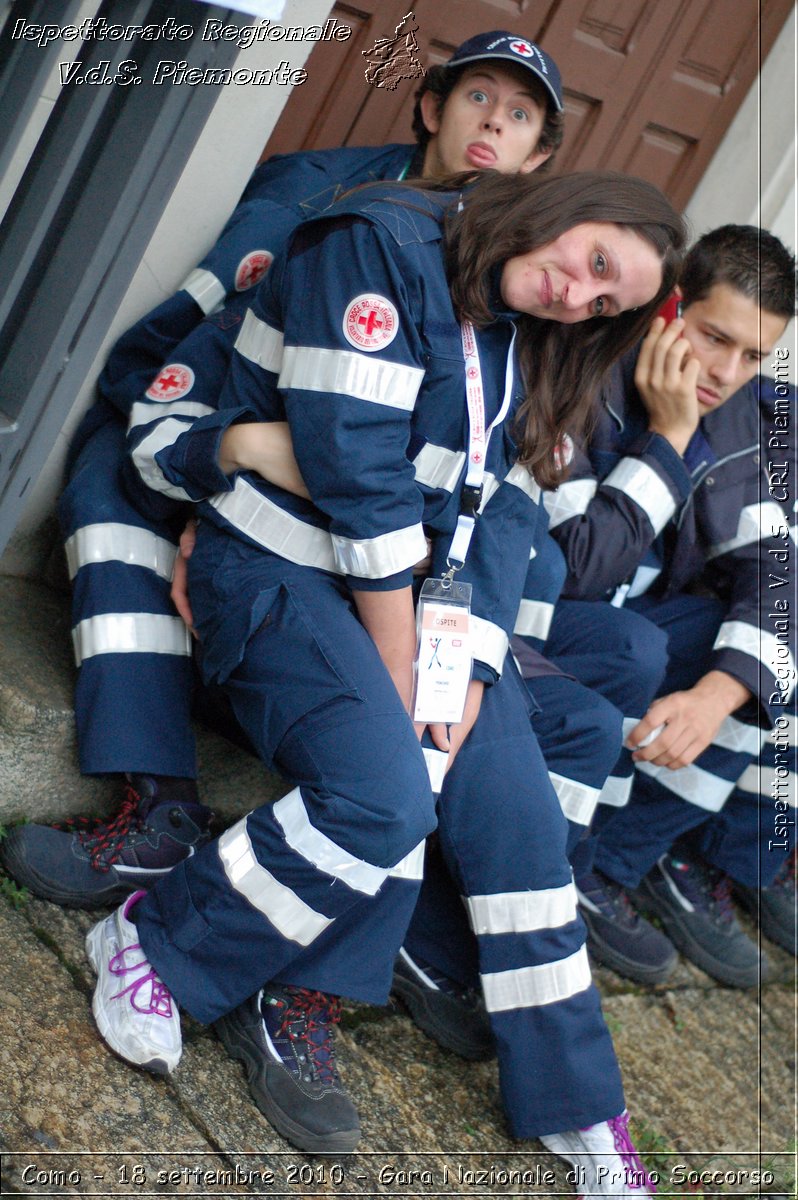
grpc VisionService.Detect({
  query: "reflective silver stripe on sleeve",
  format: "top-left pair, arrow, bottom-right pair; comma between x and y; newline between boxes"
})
466,881 -> 578,935
736,762 -> 798,804
549,772 -> 600,826
481,945 -> 592,1012
714,620 -> 796,700
413,443 -> 466,493
471,616 -> 509,676
707,501 -> 789,560
331,523 -> 428,579
603,458 -> 676,534
234,309 -> 284,373
513,598 -> 555,641
209,480 -> 340,572
64,523 -> 176,582
411,442 -> 497,509
132,418 -> 195,500
543,479 -> 597,529
635,759 -> 735,812
72,613 -> 191,666
279,345 -> 424,412
478,473 -> 500,510
388,840 -> 426,881
129,399 -> 215,434
503,462 -> 542,505
274,788 -> 388,896
181,267 -> 225,314
219,817 -> 332,946
596,773 -> 633,808
712,715 -> 768,756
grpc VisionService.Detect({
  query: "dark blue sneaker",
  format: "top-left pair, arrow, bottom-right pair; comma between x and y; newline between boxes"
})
214,986 -> 360,1153
0,775 -> 212,909
735,849 -> 796,956
576,868 -> 678,984
631,852 -> 768,988
391,948 -> 494,1060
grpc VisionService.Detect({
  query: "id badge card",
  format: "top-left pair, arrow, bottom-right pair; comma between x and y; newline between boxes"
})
412,578 -> 472,725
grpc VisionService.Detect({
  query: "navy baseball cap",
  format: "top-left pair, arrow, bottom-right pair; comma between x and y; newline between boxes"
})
444,31 -> 563,113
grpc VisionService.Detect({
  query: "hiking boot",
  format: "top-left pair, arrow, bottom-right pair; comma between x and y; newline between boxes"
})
576,869 -> 678,985
541,1109 -> 656,1198
735,848 -> 796,956
214,986 -> 360,1154
391,948 -> 494,1060
631,852 -> 768,988
0,775 -> 212,908
85,890 -> 181,1074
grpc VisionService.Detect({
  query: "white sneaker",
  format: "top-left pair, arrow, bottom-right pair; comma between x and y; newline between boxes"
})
541,1110 -> 655,1198
86,890 -> 182,1074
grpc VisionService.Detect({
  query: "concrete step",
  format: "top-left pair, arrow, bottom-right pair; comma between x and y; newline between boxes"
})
1,576 -> 795,1196
1,892 -> 795,1195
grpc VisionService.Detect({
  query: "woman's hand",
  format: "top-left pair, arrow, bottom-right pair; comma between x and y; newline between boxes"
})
424,679 -> 484,770
171,518 -> 198,634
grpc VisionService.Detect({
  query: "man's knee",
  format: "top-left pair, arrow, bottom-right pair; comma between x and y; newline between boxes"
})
613,607 -> 668,701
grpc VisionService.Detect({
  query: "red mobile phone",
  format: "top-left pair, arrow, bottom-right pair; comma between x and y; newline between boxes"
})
658,292 -> 683,324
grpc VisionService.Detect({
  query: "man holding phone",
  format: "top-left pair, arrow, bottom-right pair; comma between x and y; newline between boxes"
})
545,224 -> 796,986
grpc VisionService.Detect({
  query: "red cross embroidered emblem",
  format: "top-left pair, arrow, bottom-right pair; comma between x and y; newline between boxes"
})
510,40 -> 535,58
343,294 -> 399,351
145,363 -> 195,401
235,250 -> 273,291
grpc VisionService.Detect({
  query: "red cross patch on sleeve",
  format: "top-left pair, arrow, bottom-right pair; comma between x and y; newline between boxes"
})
235,250 -> 274,291
342,294 -> 399,352
145,363 -> 195,401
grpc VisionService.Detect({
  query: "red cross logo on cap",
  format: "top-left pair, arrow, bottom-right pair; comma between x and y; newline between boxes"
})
145,363 -> 195,402
510,39 -> 535,58
343,293 -> 399,351
235,250 -> 273,292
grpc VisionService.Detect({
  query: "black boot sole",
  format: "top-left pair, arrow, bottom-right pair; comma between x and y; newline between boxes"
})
0,838 -> 137,909
581,911 -> 678,985
215,1009 -> 360,1154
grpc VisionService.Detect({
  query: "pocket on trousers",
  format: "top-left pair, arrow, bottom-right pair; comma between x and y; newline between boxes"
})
229,581 -> 364,754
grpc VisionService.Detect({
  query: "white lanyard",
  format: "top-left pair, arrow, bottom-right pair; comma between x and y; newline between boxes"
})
446,319 -> 516,569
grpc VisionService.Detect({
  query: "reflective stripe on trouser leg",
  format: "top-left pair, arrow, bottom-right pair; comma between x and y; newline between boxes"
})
58,417 -> 196,776
436,663 -> 624,1137
135,564 -> 435,1023
276,847 -> 427,1002
592,731 -> 762,889
592,591 -> 759,887
694,722 -> 797,887
526,673 -> 623,861
546,600 -> 667,826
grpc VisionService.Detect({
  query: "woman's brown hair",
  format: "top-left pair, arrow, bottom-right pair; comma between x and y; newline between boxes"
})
441,170 -> 686,488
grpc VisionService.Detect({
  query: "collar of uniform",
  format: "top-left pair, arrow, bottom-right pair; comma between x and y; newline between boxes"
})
487,264 -> 521,320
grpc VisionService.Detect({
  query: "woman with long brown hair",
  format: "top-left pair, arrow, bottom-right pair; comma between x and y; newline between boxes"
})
87,169 -> 684,1193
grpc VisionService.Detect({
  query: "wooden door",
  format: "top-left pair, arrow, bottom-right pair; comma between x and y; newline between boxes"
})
262,0 -> 792,208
